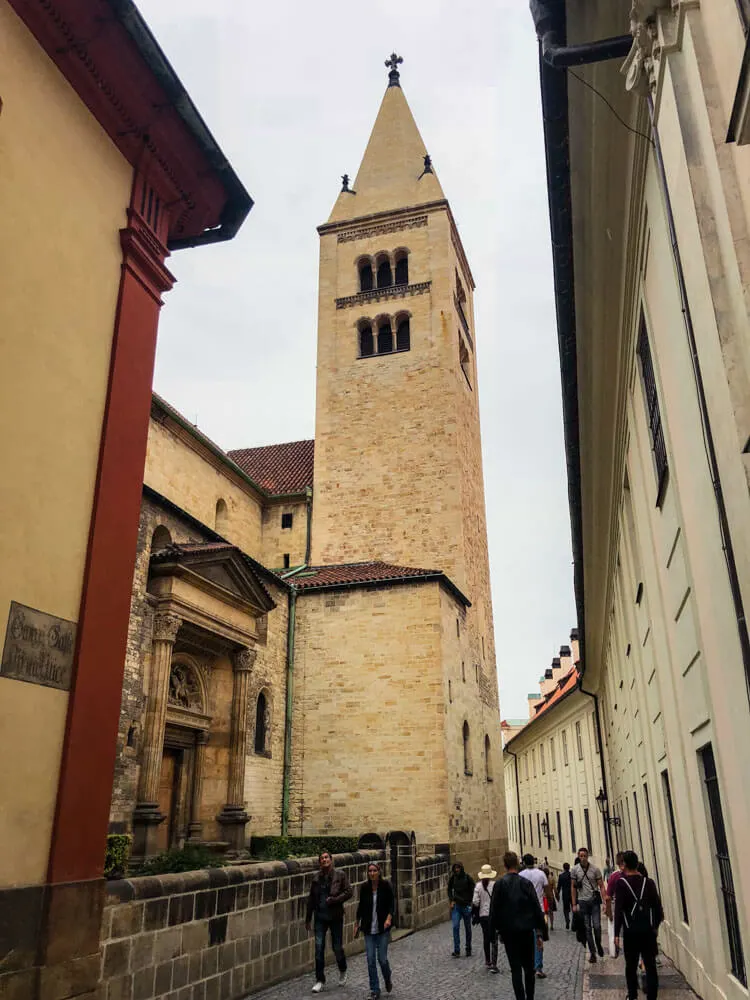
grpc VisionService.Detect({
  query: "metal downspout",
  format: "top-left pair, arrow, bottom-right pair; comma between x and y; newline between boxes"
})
281,587 -> 297,835
577,683 -> 613,861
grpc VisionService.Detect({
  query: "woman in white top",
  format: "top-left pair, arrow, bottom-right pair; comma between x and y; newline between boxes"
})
472,864 -> 499,972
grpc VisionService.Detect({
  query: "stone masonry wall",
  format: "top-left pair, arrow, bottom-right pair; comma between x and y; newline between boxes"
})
100,849 -> 449,999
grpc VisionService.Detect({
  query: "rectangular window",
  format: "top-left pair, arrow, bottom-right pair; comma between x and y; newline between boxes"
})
550,737 -> 556,771
521,814 -> 526,846
637,312 -> 669,507
593,715 -> 600,754
643,782 -> 661,889
562,730 -> 569,766
525,754 -> 529,780
584,808 -> 592,852
575,721 -> 584,760
540,744 -> 546,775
529,814 -> 533,847
633,791 -> 644,857
532,749 -> 537,778
662,770 -> 689,924
281,512 -> 293,529
556,810 -> 563,850
700,745 -> 746,985
537,813 -> 541,847
569,810 -> 576,855
282,553 -> 290,569
459,334 -> 472,388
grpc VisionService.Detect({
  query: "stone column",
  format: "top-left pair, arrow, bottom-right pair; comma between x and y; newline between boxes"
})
218,645 -> 256,851
133,611 -> 181,856
187,729 -> 209,841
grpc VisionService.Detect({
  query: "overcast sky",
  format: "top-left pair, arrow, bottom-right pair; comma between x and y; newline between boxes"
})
137,0 -> 576,719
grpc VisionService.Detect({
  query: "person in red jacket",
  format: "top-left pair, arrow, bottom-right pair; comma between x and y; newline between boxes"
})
613,851 -> 664,1000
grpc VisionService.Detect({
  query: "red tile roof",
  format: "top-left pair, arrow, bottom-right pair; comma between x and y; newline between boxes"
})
288,561 -> 470,606
530,665 -> 579,722
228,440 -> 314,496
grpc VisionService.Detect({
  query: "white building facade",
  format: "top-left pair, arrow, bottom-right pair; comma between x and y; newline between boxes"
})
531,1 -> 750,997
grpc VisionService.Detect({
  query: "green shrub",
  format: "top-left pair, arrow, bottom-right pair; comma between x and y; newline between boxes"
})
131,845 -> 226,877
104,834 -> 132,879
251,836 -> 360,861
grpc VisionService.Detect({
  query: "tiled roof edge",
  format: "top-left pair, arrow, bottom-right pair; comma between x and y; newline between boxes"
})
292,571 -> 471,608
502,679 -> 581,752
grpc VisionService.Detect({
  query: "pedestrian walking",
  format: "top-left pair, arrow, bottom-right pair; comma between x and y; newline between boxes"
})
519,854 -> 548,978
490,851 -> 546,1000
305,850 -> 353,993
448,861 -> 475,957
542,867 -> 557,931
605,853 -> 626,957
472,864 -> 499,972
556,862 -> 573,929
613,850 -> 664,1000
354,862 -> 394,999
571,846 -> 605,964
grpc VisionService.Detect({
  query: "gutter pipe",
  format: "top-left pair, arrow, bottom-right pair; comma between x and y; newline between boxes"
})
577,682 -> 613,861
281,584 -> 299,835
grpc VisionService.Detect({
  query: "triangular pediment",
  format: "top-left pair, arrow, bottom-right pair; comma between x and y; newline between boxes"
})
150,543 -> 276,613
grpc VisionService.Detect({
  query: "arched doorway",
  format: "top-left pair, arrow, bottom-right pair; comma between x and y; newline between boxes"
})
386,830 -> 413,928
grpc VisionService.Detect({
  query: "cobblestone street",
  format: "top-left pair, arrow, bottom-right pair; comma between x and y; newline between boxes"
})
248,920 -> 585,1000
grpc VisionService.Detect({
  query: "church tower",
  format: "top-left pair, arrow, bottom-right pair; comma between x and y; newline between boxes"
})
312,56 -> 498,705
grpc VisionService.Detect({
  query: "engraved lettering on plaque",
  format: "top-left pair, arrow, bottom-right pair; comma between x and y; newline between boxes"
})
1,601 -> 76,691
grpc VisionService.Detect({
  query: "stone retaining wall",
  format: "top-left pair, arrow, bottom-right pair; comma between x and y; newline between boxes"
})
100,848 -> 449,999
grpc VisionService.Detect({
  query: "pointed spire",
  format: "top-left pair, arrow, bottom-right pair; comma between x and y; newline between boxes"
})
326,64 -> 445,224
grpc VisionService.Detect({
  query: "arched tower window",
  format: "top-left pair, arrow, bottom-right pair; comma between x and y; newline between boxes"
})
394,251 -> 409,286
359,259 -> 374,292
215,498 -> 228,533
485,734 -> 493,781
255,690 -> 269,754
376,256 -> 393,289
377,320 -> 393,354
151,525 -> 172,551
396,317 -> 410,352
463,720 -> 472,774
359,322 -> 374,357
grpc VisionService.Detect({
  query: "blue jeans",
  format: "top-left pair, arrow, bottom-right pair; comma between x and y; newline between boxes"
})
579,898 -> 602,958
314,917 -> 346,983
451,904 -> 472,954
365,931 -> 392,995
533,930 -> 543,971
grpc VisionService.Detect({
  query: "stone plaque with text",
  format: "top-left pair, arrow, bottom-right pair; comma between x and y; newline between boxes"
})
1,601 -> 76,691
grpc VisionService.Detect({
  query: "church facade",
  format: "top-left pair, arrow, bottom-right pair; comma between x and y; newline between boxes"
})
110,59 -> 506,874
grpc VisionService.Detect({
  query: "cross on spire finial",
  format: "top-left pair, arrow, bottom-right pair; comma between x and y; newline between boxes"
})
385,52 -> 403,88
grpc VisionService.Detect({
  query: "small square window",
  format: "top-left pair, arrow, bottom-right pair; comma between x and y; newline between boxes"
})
281,513 -> 293,529
283,554 -> 290,569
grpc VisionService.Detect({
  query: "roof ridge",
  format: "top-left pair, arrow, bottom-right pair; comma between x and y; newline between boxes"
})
228,439 -> 315,453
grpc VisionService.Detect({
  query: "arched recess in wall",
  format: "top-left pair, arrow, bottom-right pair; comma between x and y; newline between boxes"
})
254,689 -> 271,754
463,720 -> 472,774
215,498 -> 228,534
394,248 -> 409,286
151,525 -> 172,551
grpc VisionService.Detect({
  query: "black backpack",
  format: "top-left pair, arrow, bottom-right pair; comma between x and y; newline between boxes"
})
623,877 -> 652,934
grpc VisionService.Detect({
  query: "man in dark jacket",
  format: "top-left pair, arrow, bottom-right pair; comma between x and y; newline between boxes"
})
556,862 -> 573,929
447,861 -> 475,957
613,851 -> 664,1000
305,850 -> 353,993
490,851 -> 546,1000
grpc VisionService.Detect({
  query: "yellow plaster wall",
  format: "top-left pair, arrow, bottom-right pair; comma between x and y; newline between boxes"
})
0,3 -> 131,887
289,582 -> 450,844
260,501 -> 309,571
145,418 -> 264,558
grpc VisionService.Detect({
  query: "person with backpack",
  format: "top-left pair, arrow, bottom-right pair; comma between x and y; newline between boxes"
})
490,852 -> 547,1000
613,850 -> 664,1000
556,862 -> 573,929
571,847 -> 605,963
448,861 -> 475,957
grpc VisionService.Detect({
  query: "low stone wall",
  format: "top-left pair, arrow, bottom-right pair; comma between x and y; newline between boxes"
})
414,854 -> 451,929
100,848 -> 449,999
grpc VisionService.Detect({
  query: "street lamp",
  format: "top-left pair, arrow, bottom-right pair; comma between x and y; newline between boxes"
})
595,787 -> 621,826
540,816 -> 552,848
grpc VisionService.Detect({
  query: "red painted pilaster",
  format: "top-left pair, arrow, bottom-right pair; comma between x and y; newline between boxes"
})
47,183 -> 174,885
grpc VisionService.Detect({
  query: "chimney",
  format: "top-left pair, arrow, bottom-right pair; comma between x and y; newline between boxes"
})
539,668 -> 556,697
570,627 -> 580,666
527,692 -> 542,718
